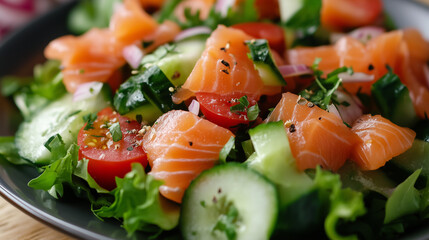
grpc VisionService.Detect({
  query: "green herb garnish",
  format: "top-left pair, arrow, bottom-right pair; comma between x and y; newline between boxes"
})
230,96 -> 260,121
82,112 -> 98,130
109,122 -> 122,142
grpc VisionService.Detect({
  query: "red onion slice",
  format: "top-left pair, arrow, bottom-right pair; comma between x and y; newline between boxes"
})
73,81 -> 104,102
123,44 -> 144,69
338,72 -> 374,83
334,90 -> 363,125
349,26 -> 385,43
188,99 -> 200,115
278,64 -> 313,78
174,26 -> 212,42
328,104 -> 341,119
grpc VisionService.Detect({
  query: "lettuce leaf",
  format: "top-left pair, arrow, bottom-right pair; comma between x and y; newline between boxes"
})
0,136 -> 30,165
314,168 -> 366,240
93,163 -> 180,235
28,140 -> 78,199
384,169 -> 422,224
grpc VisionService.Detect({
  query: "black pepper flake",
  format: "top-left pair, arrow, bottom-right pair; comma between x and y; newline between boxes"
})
189,141 -> 193,146
127,146 -> 134,151
289,124 -> 296,133
220,47 -> 226,52
212,196 -> 217,203
221,69 -> 229,74
368,64 -> 374,71
318,117 -> 322,120
221,59 -> 230,68
218,188 -> 222,194
125,120 -> 131,123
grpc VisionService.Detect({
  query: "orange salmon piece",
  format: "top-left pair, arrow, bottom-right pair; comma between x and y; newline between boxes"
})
287,30 -> 405,94
351,115 -> 415,170
178,25 -> 275,102
265,92 -> 359,171
143,110 -> 234,203
110,0 -> 158,44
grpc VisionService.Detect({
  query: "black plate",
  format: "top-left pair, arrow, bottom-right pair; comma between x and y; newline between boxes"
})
0,0 -> 428,239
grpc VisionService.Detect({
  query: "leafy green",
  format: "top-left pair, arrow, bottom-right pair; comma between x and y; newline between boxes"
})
385,169 -> 422,224
68,0 -> 120,34
0,136 -> 29,165
219,137 -> 236,164
31,61 -> 66,100
175,0 -> 257,30
371,67 -> 418,127
229,96 -> 260,121
0,76 -> 33,97
109,122 -> 123,142
157,0 -> 182,23
314,167 -> 366,240
28,141 -> 78,199
74,158 -> 109,193
82,112 -> 98,130
300,61 -> 352,110
93,163 -> 180,235
285,0 -> 322,35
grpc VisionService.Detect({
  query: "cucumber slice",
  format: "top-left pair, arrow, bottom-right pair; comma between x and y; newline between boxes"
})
181,163 -> 278,240
246,121 -> 313,205
15,84 -> 111,165
391,139 -> 429,177
141,36 -> 207,87
114,65 -> 185,115
279,0 -> 304,23
371,69 -> 418,127
245,39 -> 286,86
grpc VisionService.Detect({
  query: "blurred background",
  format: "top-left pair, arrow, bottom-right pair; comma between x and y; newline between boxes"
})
0,0 -> 71,41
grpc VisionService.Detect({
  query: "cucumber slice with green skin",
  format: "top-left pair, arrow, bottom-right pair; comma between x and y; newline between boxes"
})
279,0 -> 304,23
114,65 -> 185,115
15,84 -> 111,165
371,69 -> 418,127
122,103 -> 163,124
181,163 -> 278,240
245,121 -> 313,206
245,39 -> 286,86
141,36 -> 207,87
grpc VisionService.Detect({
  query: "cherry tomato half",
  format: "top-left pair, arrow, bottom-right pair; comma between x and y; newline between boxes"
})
77,107 -> 148,190
196,93 -> 258,129
321,0 -> 383,30
232,22 -> 286,54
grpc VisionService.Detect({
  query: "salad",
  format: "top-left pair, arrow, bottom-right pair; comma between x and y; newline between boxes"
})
1,0 -> 429,239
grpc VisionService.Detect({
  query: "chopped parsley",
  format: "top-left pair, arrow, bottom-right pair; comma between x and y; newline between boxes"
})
299,58 -> 353,110
109,122 -> 123,142
230,96 -> 260,121
82,113 -> 98,130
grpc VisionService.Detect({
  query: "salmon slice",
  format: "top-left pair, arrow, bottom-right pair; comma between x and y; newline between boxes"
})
45,0 -> 162,93
396,29 -> 429,118
351,115 -> 416,170
143,110 -> 234,203
143,20 -> 181,53
287,30 -> 404,94
175,25 -> 280,103
110,0 -> 158,45
45,29 -> 126,92
265,92 -> 360,171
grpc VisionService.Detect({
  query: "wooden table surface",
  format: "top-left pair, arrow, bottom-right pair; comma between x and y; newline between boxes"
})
1,0 -> 429,239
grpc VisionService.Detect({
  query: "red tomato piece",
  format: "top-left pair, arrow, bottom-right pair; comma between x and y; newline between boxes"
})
196,93 -> 257,129
232,22 -> 286,54
321,0 -> 383,30
77,107 -> 148,190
